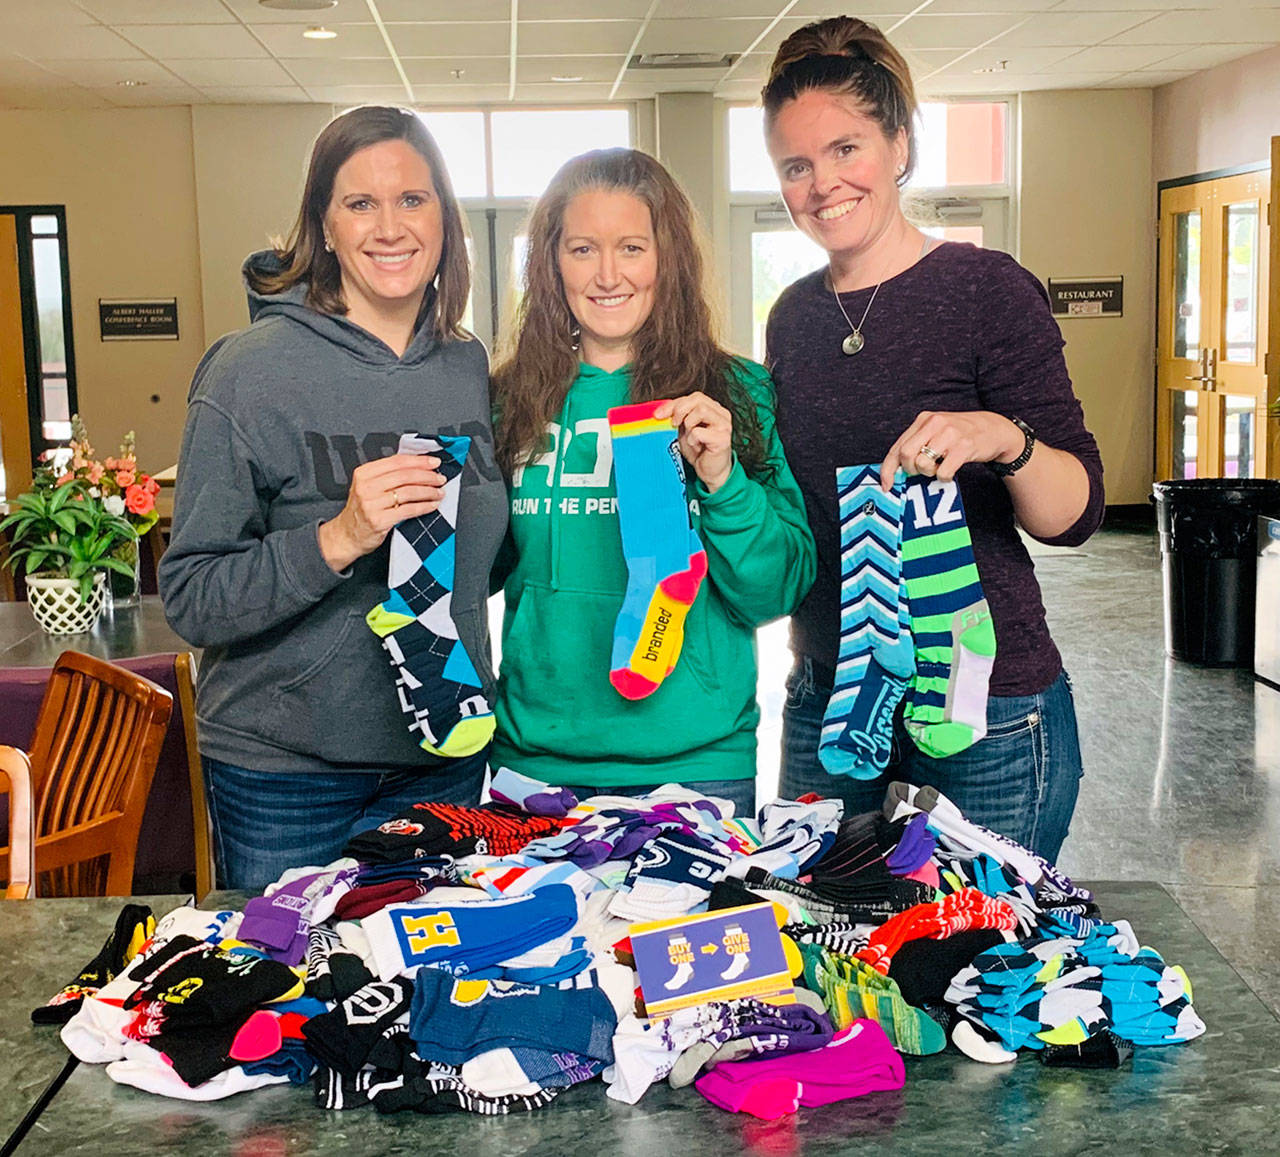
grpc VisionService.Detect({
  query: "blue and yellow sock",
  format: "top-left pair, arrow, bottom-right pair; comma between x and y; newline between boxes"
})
606,401 -> 707,701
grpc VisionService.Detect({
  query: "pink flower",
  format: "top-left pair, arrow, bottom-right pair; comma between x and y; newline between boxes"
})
125,486 -> 154,516
55,471 -> 73,486
87,463 -> 105,484
115,469 -> 135,488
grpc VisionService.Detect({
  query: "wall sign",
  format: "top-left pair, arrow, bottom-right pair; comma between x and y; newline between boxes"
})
99,298 -> 179,341
1047,277 -> 1123,317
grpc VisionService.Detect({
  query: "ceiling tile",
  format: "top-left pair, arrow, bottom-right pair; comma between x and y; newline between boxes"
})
637,18 -> 771,55
76,0 -> 235,22
520,20 -> 642,55
165,57 -> 297,86
510,81 -> 616,101
928,43 -> 1084,75
1105,8 -> 1280,45
403,57 -> 509,84
519,0 -> 655,17
116,23 -> 270,58
1152,43 -> 1274,71
380,0 -> 513,18
1056,44 -> 1185,72
252,22 -> 390,57
221,0 -> 367,23
35,57 -> 178,85
196,84 -> 315,103
303,84 -> 412,103
284,57 -> 402,85
993,11 -> 1159,48
96,83 -> 209,105
786,0 -> 909,16
0,0 -> 96,26
914,0 -> 1062,10
413,82 -> 510,103
0,57 -> 73,85
515,55 -> 625,82
889,14 -> 1030,51
1111,69 -> 1197,88
4,24 -> 144,58
391,22 -> 511,56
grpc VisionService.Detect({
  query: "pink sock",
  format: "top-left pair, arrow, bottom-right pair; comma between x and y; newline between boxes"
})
229,1010 -> 283,1062
696,1071 -> 803,1120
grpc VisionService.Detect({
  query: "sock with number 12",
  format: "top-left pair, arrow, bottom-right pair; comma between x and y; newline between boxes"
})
900,476 -> 995,758
606,401 -> 708,700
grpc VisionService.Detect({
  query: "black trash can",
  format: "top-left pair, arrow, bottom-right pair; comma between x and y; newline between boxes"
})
1153,478 -> 1280,666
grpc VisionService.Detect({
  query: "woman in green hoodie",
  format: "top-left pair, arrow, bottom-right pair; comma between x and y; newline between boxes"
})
490,148 -> 816,816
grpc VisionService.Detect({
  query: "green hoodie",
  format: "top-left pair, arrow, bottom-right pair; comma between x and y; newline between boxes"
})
493,357 -> 816,787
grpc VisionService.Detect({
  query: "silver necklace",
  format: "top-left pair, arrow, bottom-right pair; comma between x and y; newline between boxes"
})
831,274 -> 883,356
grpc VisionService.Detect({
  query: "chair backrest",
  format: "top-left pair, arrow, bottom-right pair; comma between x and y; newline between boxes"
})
28,651 -> 173,896
0,745 -> 34,899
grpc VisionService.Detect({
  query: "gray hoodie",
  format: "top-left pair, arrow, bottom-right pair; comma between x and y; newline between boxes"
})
158,252 -> 508,774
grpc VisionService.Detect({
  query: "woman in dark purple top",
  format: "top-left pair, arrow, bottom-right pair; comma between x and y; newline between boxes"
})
761,16 -> 1104,861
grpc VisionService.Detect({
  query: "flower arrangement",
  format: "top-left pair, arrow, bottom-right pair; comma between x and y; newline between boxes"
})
55,414 -> 161,535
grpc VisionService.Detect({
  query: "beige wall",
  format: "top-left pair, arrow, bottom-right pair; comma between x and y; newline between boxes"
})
192,104 -> 336,344
1020,89 -> 1155,505
0,107 -> 204,469
1153,45 -> 1280,182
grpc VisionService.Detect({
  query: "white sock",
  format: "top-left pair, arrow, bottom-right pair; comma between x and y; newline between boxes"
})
461,1048 -> 541,1097
951,1019 -> 1017,1064
106,1042 -> 290,1100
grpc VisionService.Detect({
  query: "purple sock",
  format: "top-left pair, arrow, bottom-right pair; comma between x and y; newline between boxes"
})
489,768 -> 579,818
886,812 -> 936,875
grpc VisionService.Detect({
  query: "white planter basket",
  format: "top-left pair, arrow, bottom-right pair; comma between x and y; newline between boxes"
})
26,572 -> 107,635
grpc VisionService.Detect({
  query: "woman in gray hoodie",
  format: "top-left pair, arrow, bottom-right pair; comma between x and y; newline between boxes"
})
160,107 -> 507,889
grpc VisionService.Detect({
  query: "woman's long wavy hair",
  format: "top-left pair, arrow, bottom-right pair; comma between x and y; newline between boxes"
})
762,16 -> 918,185
492,148 -> 766,477
248,105 -> 471,341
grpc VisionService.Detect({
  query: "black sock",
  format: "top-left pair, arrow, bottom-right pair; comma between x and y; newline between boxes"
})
32,903 -> 155,1025
302,978 -> 414,1076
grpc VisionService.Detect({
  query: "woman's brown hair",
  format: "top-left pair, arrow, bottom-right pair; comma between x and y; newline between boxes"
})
492,148 -> 766,477
762,16 -> 918,184
249,105 -> 471,341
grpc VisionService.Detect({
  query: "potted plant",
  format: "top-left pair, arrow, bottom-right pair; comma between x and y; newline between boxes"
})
0,478 -> 138,634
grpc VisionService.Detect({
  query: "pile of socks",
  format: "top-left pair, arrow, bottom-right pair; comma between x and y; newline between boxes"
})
39,773 -> 1204,1120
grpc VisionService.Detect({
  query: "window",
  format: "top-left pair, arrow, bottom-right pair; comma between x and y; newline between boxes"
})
418,110 -> 488,199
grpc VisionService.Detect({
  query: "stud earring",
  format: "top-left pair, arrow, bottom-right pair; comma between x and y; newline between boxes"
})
323,237 -> 333,253
570,323 -> 581,353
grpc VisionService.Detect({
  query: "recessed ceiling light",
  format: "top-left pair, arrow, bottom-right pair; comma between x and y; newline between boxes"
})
259,0 -> 337,10
116,79 -> 147,87
303,25 -> 338,39
551,75 -> 583,83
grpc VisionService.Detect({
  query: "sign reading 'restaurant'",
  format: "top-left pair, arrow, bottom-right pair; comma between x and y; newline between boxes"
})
99,298 -> 179,341
1047,277 -> 1123,318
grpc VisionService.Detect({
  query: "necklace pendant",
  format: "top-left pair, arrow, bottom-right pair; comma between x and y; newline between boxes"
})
841,329 -> 865,356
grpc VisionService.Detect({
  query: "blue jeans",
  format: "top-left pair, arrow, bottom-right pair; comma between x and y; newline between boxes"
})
558,779 -> 757,820
203,751 -> 488,891
780,658 -> 1082,863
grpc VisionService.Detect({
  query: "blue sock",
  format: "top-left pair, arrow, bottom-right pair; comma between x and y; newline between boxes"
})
820,466 -> 914,778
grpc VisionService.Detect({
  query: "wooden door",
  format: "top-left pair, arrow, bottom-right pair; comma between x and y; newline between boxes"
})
0,215 -> 33,499
1157,169 -> 1272,480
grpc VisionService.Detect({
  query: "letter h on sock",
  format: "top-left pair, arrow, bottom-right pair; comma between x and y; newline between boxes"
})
606,401 -> 708,700
367,433 -> 495,758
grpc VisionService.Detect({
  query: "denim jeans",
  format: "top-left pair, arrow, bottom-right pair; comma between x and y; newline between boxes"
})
558,779 -> 757,820
780,658 -> 1082,863
203,751 -> 488,891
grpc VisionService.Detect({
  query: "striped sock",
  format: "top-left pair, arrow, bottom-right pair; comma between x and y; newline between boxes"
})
900,476 -> 996,758
606,401 -> 708,701
820,466 -> 915,779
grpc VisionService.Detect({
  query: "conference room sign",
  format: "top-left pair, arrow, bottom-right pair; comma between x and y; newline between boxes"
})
1047,277 -> 1123,318
99,298 -> 179,341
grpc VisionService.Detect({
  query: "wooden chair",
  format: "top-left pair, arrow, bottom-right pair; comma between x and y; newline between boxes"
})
0,745 -> 34,899
2,652 -> 173,896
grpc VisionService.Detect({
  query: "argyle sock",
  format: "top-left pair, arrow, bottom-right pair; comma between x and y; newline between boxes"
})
366,432 -> 494,758
32,903 -> 155,1025
606,401 -> 708,700
821,466 -> 914,778
899,476 -> 995,758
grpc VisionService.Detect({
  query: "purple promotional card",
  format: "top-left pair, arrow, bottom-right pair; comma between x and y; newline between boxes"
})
630,902 -> 794,1017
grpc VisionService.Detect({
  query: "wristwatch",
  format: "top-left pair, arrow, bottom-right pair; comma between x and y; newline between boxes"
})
991,417 -> 1036,477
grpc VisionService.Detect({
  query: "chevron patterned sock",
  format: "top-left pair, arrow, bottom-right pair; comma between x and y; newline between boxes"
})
900,476 -> 995,758
820,466 -> 914,778
366,433 -> 495,758
606,401 -> 708,700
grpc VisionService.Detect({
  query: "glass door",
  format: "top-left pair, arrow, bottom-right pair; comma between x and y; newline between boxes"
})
1157,170 -> 1271,480
464,207 -> 529,355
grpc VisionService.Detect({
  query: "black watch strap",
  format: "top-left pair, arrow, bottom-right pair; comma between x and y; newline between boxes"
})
991,417 -> 1036,477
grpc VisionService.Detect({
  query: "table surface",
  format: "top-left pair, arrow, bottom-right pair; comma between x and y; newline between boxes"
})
0,596 -> 193,666
1,881 -> 1276,1156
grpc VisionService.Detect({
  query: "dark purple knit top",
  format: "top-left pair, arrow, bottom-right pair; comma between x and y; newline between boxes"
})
766,242 -> 1104,696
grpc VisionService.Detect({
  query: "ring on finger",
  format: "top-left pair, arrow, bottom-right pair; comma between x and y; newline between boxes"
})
919,444 -> 943,464
392,488 -> 400,508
